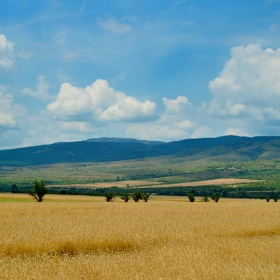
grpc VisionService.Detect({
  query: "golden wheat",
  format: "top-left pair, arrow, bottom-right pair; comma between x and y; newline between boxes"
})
0,196 -> 280,279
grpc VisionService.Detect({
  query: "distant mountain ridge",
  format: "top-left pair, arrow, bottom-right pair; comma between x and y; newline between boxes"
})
1,135 -> 280,166
84,137 -> 164,145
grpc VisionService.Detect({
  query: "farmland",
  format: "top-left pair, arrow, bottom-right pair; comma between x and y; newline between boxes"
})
0,195 -> 280,279
1,137 -> 280,278
1,156 -> 280,188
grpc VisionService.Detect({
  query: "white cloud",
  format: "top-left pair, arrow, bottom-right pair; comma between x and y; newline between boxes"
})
163,96 -> 191,113
209,44 -> 280,125
98,18 -> 132,34
225,128 -> 250,136
126,124 -> 190,141
47,79 -> 158,122
23,76 -> 50,100
262,107 -> 280,122
0,91 -> 17,130
0,34 -> 14,68
17,50 -> 33,60
125,97 -> 195,141
192,126 -> 213,138
100,97 -> 157,122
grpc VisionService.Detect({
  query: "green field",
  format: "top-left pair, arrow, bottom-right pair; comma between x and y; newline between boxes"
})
1,155 -> 280,198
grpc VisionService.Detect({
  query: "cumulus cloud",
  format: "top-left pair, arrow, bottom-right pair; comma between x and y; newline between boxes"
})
100,97 -> 157,122
225,128 -> 250,136
163,96 -> 191,113
209,44 -> 280,128
23,76 -> 50,100
98,18 -> 132,34
125,96 -> 195,141
126,124 -> 191,141
0,91 -> 17,131
192,126 -> 213,138
47,79 -> 157,122
0,34 -> 14,68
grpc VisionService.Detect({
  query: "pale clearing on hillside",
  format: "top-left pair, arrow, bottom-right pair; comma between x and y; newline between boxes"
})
0,197 -> 279,279
47,178 -> 260,189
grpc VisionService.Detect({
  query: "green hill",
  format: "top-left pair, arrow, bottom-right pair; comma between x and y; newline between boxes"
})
1,136 -> 280,166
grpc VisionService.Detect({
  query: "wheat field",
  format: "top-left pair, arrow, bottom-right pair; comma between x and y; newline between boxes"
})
0,196 -> 280,279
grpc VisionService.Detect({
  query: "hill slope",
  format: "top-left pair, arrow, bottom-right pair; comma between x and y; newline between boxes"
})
1,136 -> 280,166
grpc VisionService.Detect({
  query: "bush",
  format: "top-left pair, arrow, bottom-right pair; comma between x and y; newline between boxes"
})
142,193 -> 150,202
211,193 -> 220,203
201,195 -> 209,202
120,193 -> 130,202
104,191 -> 115,202
273,196 -> 278,202
187,193 -> 195,202
265,197 -> 270,202
132,190 -> 143,202
28,180 -> 48,202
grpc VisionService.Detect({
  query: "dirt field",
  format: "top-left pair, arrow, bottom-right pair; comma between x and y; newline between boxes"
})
48,180 -> 161,189
141,178 -> 261,188
48,178 -> 260,189
0,195 -> 279,279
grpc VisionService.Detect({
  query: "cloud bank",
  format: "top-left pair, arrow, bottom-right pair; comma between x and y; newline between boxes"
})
0,91 -> 17,132
209,44 -> 280,135
47,79 -> 158,122
0,34 -> 14,68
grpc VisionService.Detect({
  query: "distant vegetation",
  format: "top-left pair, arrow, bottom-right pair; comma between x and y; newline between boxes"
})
2,136 -> 280,198
2,136 -> 280,166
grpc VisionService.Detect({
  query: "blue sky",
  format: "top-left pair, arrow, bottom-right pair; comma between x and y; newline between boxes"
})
1,0 -> 280,149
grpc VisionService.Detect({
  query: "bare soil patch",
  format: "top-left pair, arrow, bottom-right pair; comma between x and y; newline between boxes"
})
48,178 -> 260,189
48,180 -> 161,189
139,178 -> 261,188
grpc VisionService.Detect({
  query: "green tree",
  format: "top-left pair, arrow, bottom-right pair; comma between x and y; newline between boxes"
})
211,193 -> 220,203
201,195 -> 209,202
132,190 -> 143,202
104,191 -> 115,202
142,193 -> 150,202
187,193 -> 195,202
120,193 -> 130,202
28,180 -> 48,202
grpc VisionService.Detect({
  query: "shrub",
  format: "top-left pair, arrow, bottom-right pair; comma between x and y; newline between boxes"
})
211,193 -> 220,203
142,193 -> 150,202
104,191 -> 115,202
265,197 -> 270,202
132,190 -> 143,202
273,196 -> 278,202
187,193 -> 195,202
201,195 -> 209,202
120,193 -> 130,202
28,180 -> 48,202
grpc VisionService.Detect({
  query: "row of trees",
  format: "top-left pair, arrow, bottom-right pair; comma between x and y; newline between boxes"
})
26,180 -> 278,203
187,193 -> 221,203
105,190 -> 150,202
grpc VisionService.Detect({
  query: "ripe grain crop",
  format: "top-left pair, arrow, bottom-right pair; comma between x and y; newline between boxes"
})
0,197 -> 280,279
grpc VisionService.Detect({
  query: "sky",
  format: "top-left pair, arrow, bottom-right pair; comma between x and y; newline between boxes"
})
1,0 -> 280,149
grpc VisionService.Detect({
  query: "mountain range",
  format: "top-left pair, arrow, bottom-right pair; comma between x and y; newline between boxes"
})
1,135 -> 280,166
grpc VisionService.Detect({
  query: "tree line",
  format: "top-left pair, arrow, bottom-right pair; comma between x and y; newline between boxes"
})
10,179 -> 280,203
